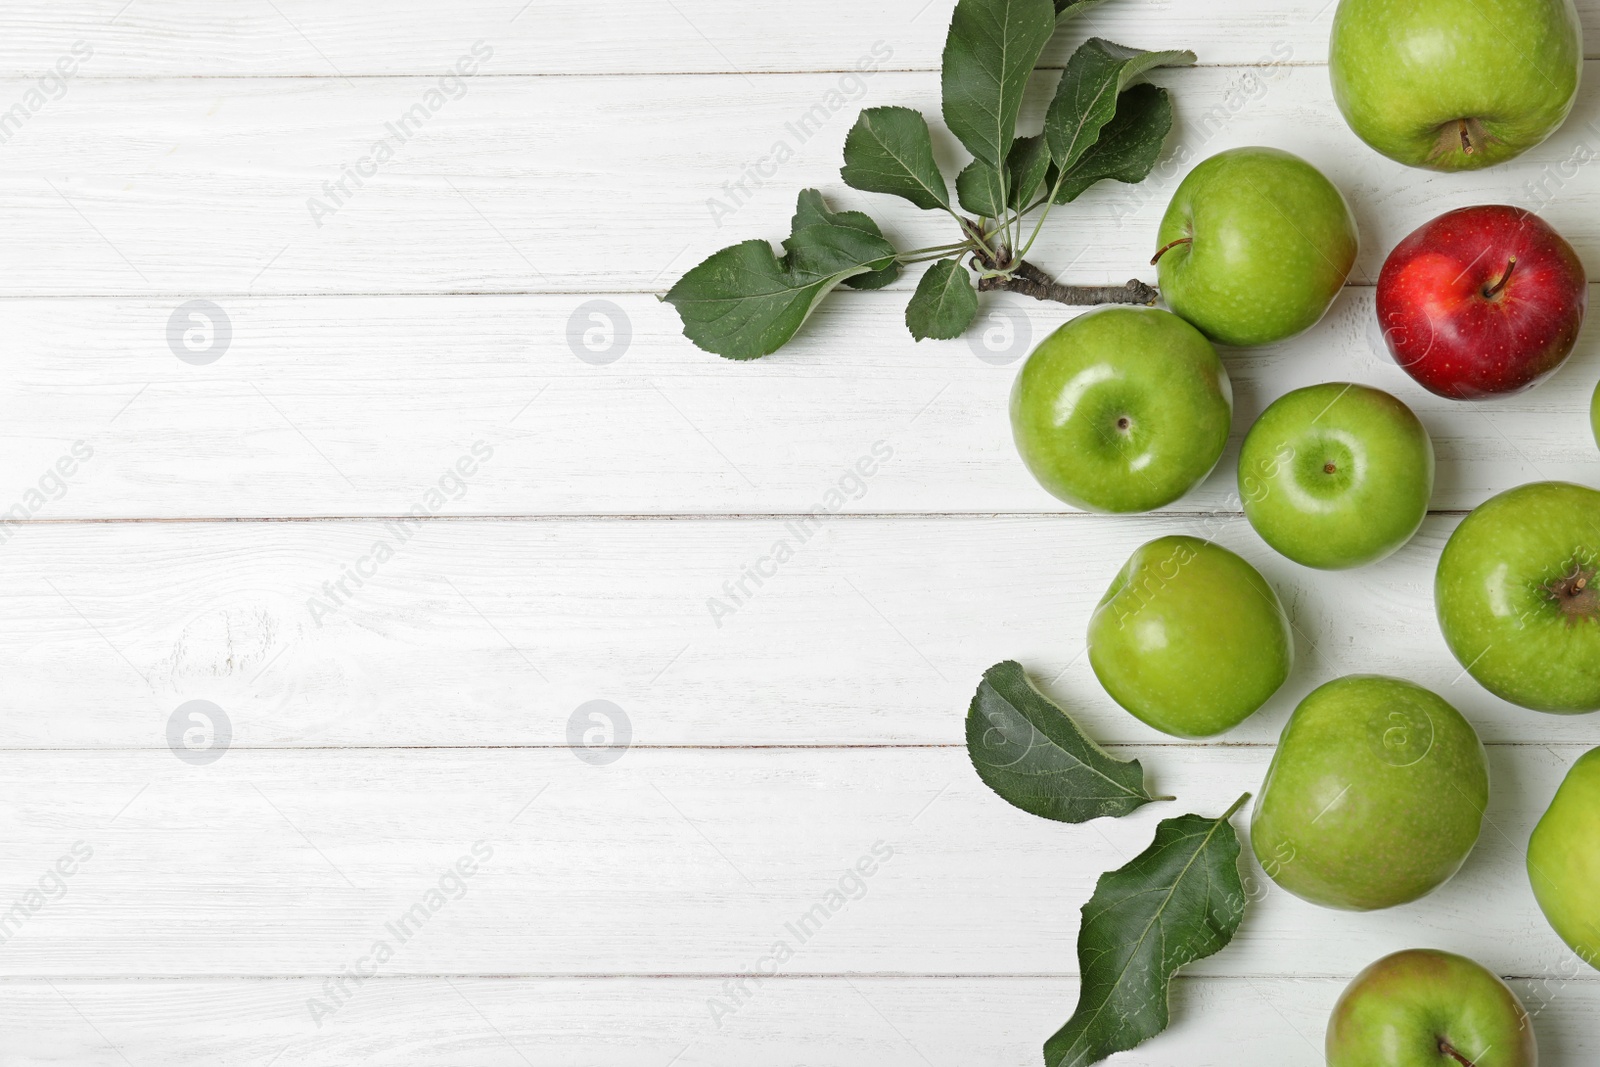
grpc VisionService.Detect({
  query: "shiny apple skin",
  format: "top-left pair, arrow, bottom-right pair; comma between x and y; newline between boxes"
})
1528,746 -> 1600,969
1377,205 -> 1586,399
1250,675 -> 1487,911
1239,382 -> 1434,570
1326,949 -> 1538,1067
1088,535 -> 1292,737
1009,307 -> 1232,513
1156,147 -> 1359,347
1330,0 -> 1581,173
1591,377 -> 1600,450
1435,481 -> 1600,713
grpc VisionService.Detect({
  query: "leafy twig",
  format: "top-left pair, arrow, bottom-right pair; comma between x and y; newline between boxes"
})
667,0 -> 1192,358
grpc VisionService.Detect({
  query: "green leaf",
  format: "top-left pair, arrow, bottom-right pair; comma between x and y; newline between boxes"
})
793,189 -> 902,290
956,159 -> 1007,218
1006,134 -> 1052,210
1043,795 -> 1251,1067
790,188 -> 849,230
905,259 -> 979,341
965,661 -> 1166,822
1043,38 -> 1194,174
1053,0 -> 1108,17
840,106 -> 951,212
1050,82 -> 1174,204
666,190 -> 897,360
942,0 -> 1058,168
844,258 -> 903,292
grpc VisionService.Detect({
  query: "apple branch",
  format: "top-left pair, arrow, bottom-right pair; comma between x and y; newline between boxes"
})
974,257 -> 1159,307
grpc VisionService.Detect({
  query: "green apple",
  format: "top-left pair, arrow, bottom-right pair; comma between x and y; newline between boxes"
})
1154,147 -> 1358,347
1591,378 -> 1599,450
1010,307 -> 1232,513
1087,535 -> 1292,737
1330,0 -> 1582,171
1240,382 -> 1434,569
1527,746 -> 1600,969
1436,481 -> 1600,713
1326,949 -> 1537,1067
1251,675 -> 1488,910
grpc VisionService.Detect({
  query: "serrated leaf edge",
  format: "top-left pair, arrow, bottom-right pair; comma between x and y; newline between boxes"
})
841,106 -> 952,211
906,258 -> 978,341
1045,39 -> 1195,174
1044,794 -> 1251,1067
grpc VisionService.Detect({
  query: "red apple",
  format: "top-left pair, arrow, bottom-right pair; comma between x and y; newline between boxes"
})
1377,205 -> 1586,399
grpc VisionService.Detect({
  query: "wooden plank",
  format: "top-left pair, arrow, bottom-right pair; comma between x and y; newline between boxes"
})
5,515 -> 1600,747
0,746 -> 1588,978
4,975 -> 1596,1066
0,65 -> 1598,294
7,0 -> 1597,1058
6,0 -> 1600,75
0,291 -> 1594,520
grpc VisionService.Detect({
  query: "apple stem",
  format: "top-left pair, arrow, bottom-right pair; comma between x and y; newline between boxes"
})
1149,237 -> 1192,266
1438,1039 -> 1478,1067
1482,256 -> 1517,299
1459,118 -> 1474,155
974,259 -> 1158,306
1544,561 -> 1598,625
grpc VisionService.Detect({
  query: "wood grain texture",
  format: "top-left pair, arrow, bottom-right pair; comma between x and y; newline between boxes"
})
2,62 -> 1600,295
5,0 -> 1600,74
0,746 -> 1588,979
0,290 -> 1595,519
4,1 -> 1600,1063
3,976 -> 1597,1066
5,515 -> 1600,748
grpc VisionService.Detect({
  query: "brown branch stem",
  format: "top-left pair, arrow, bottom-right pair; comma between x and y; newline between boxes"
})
977,258 -> 1158,307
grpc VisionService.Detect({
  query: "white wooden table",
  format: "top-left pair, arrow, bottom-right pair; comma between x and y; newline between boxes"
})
2,2 -> 1598,1063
